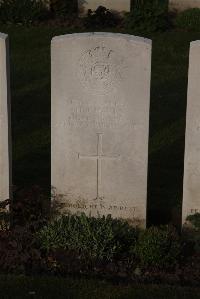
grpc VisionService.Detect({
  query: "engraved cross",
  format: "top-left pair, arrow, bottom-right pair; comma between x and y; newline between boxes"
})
78,133 -> 120,200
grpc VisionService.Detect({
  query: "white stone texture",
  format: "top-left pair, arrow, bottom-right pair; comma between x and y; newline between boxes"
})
51,33 -> 151,227
0,33 -> 11,206
182,41 -> 200,225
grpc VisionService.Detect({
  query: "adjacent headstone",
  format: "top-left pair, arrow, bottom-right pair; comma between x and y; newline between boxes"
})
51,33 -> 151,227
182,41 -> 200,226
169,0 -> 200,11
0,33 -> 11,208
78,0 -> 130,15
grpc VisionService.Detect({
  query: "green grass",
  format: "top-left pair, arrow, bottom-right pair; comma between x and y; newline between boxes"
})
0,275 -> 199,299
0,25 -> 200,223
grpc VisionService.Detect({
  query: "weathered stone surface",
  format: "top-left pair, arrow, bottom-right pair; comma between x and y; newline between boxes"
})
0,33 -> 11,207
169,0 -> 200,11
182,41 -> 200,226
51,33 -> 151,227
78,0 -> 130,15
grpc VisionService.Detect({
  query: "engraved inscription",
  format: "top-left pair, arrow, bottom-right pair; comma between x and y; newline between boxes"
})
68,101 -> 124,129
56,100 -> 136,129
78,46 -> 123,95
190,209 -> 200,214
65,201 -> 137,214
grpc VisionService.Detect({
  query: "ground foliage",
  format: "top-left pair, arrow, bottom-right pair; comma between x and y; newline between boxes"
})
176,8 -> 200,32
0,226 -> 42,274
135,225 -> 181,269
37,214 -> 138,261
0,276 -> 200,299
0,0 -> 49,25
0,0 -> 199,34
0,0 -> 175,33
0,207 -> 199,286
185,213 -> 200,252
50,0 -> 78,19
187,213 -> 200,230
124,0 -> 170,33
84,6 -> 121,29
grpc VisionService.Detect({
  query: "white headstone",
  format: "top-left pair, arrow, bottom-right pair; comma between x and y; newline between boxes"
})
51,33 -> 151,227
0,33 -> 11,207
182,41 -> 200,226
78,0 -> 130,15
169,0 -> 200,11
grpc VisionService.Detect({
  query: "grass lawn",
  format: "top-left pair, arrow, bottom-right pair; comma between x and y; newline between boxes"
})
0,25 -> 200,224
0,275 -> 199,299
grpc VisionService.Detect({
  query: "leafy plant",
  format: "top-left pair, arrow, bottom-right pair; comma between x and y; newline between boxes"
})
135,225 -> 181,269
0,191 -> 48,275
84,6 -> 120,29
186,213 -> 200,252
0,225 -> 43,274
12,186 -> 49,227
175,8 -> 200,31
37,214 -> 138,261
0,212 -> 10,231
0,199 -> 10,231
0,0 -> 49,25
187,213 -> 200,230
124,0 -> 169,33
50,0 -> 77,18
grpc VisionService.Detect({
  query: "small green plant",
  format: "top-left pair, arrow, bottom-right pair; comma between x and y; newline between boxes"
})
0,213 -> 10,231
176,8 -> 200,31
0,200 -> 10,231
37,214 -> 138,261
124,0 -> 169,33
84,6 -> 120,29
0,0 -> 49,25
135,225 -> 181,269
0,225 -> 43,274
186,213 -> 200,252
12,186 -> 48,227
50,0 -> 77,18
187,213 -> 200,229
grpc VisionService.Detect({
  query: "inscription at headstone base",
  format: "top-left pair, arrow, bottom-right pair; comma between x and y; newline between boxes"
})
51,33 -> 152,227
182,41 -> 200,226
0,32 -> 11,209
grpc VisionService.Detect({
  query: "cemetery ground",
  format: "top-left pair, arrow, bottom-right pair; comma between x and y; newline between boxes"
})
1,24 -> 200,296
0,275 -> 200,299
6,24 -> 200,224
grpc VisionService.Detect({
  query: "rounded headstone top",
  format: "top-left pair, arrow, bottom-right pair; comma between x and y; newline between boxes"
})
190,40 -> 200,48
51,32 -> 152,47
0,32 -> 8,40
